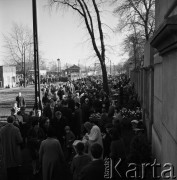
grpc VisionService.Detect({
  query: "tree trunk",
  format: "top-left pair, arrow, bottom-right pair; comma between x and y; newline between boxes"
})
101,62 -> 109,95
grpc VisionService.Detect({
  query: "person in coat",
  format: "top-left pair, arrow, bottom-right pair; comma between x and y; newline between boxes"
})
83,121 -> 103,157
16,92 -> 26,108
109,127 -> 126,179
73,102 -> 82,139
79,143 -> 105,180
39,126 -> 66,180
81,98 -> 90,123
84,120 -> 103,148
0,116 -> 23,180
71,142 -> 91,180
50,111 -> 67,148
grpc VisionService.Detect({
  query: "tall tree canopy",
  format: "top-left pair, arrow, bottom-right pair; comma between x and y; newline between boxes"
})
113,0 -> 155,70
113,0 -> 155,41
3,23 -> 47,74
49,0 -> 109,94
123,32 -> 145,68
3,23 -> 33,72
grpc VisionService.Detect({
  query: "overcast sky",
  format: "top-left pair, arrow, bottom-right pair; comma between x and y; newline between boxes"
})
0,0 -> 128,68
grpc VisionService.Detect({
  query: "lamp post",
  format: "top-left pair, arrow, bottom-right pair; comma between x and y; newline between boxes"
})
57,58 -> 60,78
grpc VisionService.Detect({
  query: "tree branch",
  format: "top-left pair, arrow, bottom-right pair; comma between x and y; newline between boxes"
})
52,0 -> 84,16
129,0 -> 145,23
92,0 -> 105,62
81,0 -> 94,34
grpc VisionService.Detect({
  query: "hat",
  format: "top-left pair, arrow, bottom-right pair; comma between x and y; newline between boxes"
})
55,111 -> 62,116
85,98 -> 89,102
65,126 -> 70,130
80,93 -> 84,97
84,122 -> 92,131
63,95 -> 67,99
131,120 -> 139,124
73,140 -> 82,147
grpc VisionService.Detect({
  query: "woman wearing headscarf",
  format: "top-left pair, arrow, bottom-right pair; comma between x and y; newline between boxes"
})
83,121 -> 103,157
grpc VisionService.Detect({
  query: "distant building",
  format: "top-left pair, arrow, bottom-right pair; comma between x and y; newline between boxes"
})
28,69 -> 47,77
65,65 -> 81,80
65,64 -> 80,75
87,70 -> 95,76
80,71 -> 87,78
40,70 -> 47,76
0,66 -> 16,88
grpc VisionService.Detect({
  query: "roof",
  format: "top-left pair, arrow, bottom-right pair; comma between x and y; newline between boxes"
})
69,64 -> 80,69
65,64 -> 80,71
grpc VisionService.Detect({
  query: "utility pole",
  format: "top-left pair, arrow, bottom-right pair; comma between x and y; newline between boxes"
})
60,60 -> 61,73
110,60 -> 111,75
85,64 -> 87,75
57,58 -> 60,77
113,63 -> 115,76
32,0 -> 41,111
24,46 -> 26,87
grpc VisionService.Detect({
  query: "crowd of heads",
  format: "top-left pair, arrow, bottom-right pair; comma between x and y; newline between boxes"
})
2,74 -> 152,179
9,74 -> 146,149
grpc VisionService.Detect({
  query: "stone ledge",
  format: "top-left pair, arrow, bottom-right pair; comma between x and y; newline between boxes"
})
154,53 -> 163,65
151,15 -> 177,55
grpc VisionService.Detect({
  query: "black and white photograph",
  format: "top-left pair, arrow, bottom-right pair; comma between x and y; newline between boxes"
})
0,0 -> 177,180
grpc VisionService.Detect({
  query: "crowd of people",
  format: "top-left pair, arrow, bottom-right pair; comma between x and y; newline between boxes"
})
0,74 -> 152,180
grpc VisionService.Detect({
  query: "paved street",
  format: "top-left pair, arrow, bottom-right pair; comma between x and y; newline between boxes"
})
0,85 -> 35,120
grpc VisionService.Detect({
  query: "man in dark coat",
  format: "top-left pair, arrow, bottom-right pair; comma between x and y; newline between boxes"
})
50,111 -> 67,148
73,102 -> 82,139
81,98 -> 90,123
16,92 -> 25,108
57,87 -> 64,100
0,116 -> 23,180
68,94 -> 75,112
79,143 -> 105,180
43,99 -> 55,120
60,100 -> 73,128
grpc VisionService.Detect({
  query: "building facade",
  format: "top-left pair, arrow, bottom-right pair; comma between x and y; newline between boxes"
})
65,65 -> 81,80
131,0 -> 177,177
150,0 -> 177,176
0,66 -> 16,88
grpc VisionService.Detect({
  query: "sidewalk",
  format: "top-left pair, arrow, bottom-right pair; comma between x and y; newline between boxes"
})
0,84 -> 34,91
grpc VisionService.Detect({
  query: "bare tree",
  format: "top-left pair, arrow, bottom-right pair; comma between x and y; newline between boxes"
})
3,23 -> 33,72
123,31 -> 145,68
113,0 -> 155,41
49,0 -> 109,94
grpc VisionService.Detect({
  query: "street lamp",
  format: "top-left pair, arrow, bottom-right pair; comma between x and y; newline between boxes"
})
57,58 -> 60,77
